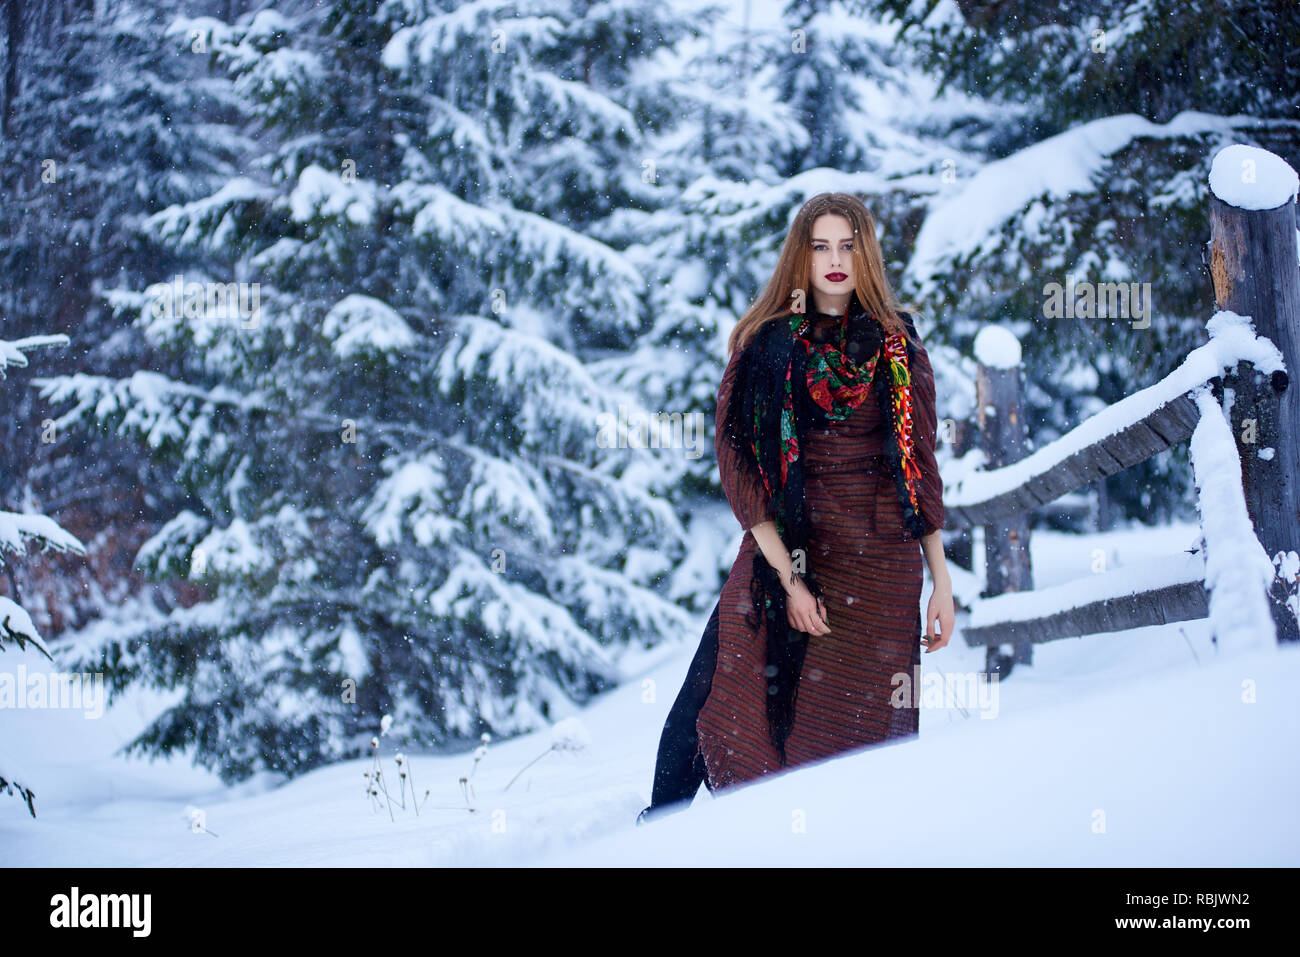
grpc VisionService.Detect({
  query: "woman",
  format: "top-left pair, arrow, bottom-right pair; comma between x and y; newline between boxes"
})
638,193 -> 954,824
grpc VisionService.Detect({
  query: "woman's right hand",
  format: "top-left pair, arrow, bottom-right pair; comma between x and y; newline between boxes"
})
784,575 -> 831,636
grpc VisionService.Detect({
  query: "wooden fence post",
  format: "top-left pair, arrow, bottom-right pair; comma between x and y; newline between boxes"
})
974,325 -> 1034,672
943,417 -> 978,572
1207,143 -> 1300,644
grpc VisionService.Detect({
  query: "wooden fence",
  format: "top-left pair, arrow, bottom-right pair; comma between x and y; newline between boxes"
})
939,145 -> 1299,676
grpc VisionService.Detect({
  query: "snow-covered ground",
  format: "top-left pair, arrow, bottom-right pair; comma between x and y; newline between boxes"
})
3,522 -> 1296,866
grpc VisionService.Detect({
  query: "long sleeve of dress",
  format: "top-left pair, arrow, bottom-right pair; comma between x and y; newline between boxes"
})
716,348 -> 776,532
909,334 -> 947,537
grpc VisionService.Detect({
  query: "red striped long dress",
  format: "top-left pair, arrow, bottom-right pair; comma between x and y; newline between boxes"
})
696,314 -> 946,794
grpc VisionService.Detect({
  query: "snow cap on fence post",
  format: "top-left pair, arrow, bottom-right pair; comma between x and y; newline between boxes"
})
1208,144 -> 1299,211
973,325 -> 1022,370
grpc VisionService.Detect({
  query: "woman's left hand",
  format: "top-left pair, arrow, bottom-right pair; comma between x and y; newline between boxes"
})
922,586 -> 955,652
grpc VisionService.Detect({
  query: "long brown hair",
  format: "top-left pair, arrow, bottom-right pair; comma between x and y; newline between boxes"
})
726,192 -> 921,357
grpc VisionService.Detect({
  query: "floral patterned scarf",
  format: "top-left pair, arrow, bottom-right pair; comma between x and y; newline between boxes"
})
752,309 -> 923,541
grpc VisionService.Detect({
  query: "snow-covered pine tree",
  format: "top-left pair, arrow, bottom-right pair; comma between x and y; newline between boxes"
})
608,0 -> 991,607
852,0 -> 1300,525
870,0 -> 1300,131
0,0 -> 246,633
769,0 -> 878,177
0,334 -> 87,817
35,0 -> 699,784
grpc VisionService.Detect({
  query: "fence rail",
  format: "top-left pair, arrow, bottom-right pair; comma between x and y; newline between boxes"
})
943,392 -> 1201,531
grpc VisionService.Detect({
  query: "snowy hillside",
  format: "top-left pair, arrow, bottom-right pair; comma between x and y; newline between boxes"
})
3,522 -> 1295,866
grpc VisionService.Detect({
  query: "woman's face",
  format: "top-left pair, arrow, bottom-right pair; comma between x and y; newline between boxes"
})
806,214 -> 855,309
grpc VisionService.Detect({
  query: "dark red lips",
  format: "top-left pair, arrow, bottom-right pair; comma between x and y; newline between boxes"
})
825,272 -> 847,282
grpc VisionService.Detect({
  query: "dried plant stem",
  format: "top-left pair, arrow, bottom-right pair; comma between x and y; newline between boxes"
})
503,746 -> 553,791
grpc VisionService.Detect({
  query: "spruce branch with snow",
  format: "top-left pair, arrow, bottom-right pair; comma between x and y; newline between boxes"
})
859,0 -> 1299,527
32,0 -> 698,786
0,333 -> 88,819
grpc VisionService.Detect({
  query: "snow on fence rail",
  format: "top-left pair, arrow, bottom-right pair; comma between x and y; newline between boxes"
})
945,144 -> 1299,660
